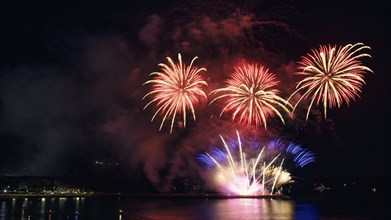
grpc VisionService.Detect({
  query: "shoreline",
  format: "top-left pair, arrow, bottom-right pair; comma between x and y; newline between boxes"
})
0,192 -> 291,200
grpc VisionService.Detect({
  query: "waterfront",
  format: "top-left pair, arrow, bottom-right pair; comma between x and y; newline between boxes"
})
0,194 -> 387,220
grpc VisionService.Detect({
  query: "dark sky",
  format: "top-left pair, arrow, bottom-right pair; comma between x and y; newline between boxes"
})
0,0 -> 390,191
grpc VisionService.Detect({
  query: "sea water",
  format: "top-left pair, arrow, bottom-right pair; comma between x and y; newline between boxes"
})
0,195 -> 387,220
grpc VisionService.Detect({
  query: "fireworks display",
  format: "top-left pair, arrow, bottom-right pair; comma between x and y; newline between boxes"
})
289,43 -> 373,120
136,1 -> 376,197
210,63 -> 292,129
0,0 -> 385,212
197,131 -> 315,196
143,53 -> 208,133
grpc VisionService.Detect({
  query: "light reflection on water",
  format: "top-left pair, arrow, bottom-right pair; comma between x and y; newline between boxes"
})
0,201 -> 6,220
198,199 -> 295,220
0,197 -> 308,220
130,198 -> 297,219
0,196 -> 382,220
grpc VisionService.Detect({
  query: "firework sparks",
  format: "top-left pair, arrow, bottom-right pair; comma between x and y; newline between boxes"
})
289,43 -> 373,120
269,139 -> 316,168
143,53 -> 208,133
198,131 -> 295,196
210,63 -> 292,129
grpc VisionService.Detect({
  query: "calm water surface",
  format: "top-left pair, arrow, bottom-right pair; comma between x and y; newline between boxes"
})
0,195 -> 387,220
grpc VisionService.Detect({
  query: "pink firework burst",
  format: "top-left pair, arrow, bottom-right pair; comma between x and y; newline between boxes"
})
289,43 -> 373,120
143,53 -> 208,133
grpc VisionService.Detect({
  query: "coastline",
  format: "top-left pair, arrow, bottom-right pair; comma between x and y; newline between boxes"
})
0,192 -> 291,200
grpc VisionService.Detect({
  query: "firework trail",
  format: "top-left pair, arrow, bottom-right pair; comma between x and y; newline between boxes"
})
197,131 -> 312,196
143,53 -> 208,133
288,43 -> 372,120
268,139 -> 316,168
210,63 -> 292,129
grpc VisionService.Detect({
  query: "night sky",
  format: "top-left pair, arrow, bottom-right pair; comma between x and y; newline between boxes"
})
0,0 -> 390,191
